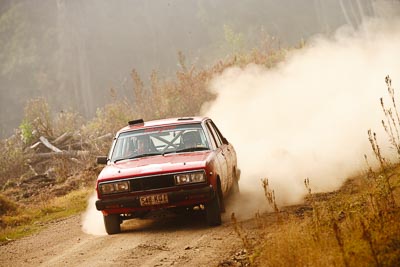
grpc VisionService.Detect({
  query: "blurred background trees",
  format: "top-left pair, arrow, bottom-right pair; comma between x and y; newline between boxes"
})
0,0 -> 377,137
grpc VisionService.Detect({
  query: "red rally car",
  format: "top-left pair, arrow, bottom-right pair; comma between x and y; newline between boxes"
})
95,117 -> 240,234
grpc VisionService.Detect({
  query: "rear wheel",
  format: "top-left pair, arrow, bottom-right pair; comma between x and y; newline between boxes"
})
103,214 -> 121,235
206,189 -> 222,226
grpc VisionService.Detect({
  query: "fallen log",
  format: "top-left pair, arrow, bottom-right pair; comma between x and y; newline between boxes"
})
39,136 -> 62,153
53,132 -> 73,146
96,133 -> 113,141
60,141 -> 90,151
33,150 -> 90,160
29,141 -> 42,150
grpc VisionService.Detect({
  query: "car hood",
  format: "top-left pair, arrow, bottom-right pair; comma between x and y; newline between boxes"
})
97,151 -> 213,181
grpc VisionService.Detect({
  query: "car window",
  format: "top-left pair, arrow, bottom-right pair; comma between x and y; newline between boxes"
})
209,120 -> 228,145
204,123 -> 217,148
111,123 -> 210,162
206,121 -> 222,148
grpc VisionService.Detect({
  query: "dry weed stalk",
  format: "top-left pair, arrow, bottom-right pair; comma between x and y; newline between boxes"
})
368,130 -> 386,169
380,99 -> 400,156
367,128 -> 396,208
377,75 -> 400,157
254,211 -> 265,230
369,139 -> 397,209
231,212 -> 250,250
332,221 -> 349,267
304,178 -> 322,236
261,178 -> 279,213
374,76 -> 400,163
360,220 -> 380,267
364,154 -> 375,178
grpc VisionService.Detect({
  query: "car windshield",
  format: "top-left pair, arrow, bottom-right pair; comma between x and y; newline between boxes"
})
111,123 -> 210,162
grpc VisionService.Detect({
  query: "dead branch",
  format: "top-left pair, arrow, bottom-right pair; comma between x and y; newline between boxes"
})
96,133 -> 113,141
53,132 -> 73,146
33,150 -> 89,160
39,136 -> 62,153
29,141 -> 42,150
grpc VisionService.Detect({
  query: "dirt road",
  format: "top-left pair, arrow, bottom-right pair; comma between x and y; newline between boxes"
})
0,205 -> 259,267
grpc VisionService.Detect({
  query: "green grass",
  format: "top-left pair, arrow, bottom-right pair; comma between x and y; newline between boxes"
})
0,187 -> 92,243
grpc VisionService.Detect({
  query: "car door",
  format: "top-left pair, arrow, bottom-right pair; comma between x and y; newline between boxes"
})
209,120 -> 235,180
205,120 -> 229,194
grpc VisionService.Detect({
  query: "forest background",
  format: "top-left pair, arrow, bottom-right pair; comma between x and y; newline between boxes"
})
0,0 -> 375,138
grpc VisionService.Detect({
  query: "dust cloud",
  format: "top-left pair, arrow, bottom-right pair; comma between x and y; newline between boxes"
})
81,193 -> 107,236
204,16 -> 400,216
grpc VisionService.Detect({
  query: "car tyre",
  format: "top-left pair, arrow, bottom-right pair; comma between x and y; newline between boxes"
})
206,189 -> 222,226
104,214 -> 121,235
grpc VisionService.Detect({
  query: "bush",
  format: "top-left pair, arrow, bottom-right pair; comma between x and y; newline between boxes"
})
19,119 -> 34,144
53,109 -> 84,137
0,136 -> 26,184
0,194 -> 18,216
23,97 -> 53,141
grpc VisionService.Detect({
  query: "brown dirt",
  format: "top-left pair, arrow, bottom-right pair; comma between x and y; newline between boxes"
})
0,208 -> 260,267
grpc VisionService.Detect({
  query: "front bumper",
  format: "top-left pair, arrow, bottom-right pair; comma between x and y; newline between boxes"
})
96,185 -> 215,212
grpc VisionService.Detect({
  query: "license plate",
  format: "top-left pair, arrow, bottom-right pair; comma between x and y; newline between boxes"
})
139,193 -> 168,206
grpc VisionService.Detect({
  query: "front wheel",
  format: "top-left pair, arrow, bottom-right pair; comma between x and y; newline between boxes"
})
103,214 -> 121,235
206,190 -> 222,226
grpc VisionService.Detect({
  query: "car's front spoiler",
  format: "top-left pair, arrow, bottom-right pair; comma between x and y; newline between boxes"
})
95,186 -> 215,212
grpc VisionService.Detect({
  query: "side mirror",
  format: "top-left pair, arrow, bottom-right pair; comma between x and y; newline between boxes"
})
97,156 -> 108,164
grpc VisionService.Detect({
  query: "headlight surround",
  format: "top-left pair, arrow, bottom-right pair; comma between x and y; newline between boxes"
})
174,171 -> 206,185
99,181 -> 130,195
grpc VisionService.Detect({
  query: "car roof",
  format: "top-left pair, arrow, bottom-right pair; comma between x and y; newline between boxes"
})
117,117 -> 209,134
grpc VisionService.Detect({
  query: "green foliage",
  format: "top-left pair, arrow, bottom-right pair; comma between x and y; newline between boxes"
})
19,119 -> 34,144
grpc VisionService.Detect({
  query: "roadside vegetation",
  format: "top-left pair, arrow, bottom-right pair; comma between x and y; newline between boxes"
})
235,166 -> 400,266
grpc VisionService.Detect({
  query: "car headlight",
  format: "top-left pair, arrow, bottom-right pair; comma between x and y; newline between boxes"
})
174,171 -> 206,185
99,181 -> 130,195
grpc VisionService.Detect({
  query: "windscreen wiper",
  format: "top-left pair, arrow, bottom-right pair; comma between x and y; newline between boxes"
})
162,150 -> 177,156
175,147 -> 209,153
114,153 -> 161,163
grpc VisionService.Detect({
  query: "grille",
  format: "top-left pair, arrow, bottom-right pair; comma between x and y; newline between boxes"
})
129,174 -> 175,192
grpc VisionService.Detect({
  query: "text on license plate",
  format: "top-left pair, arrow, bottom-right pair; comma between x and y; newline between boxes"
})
139,194 -> 168,206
